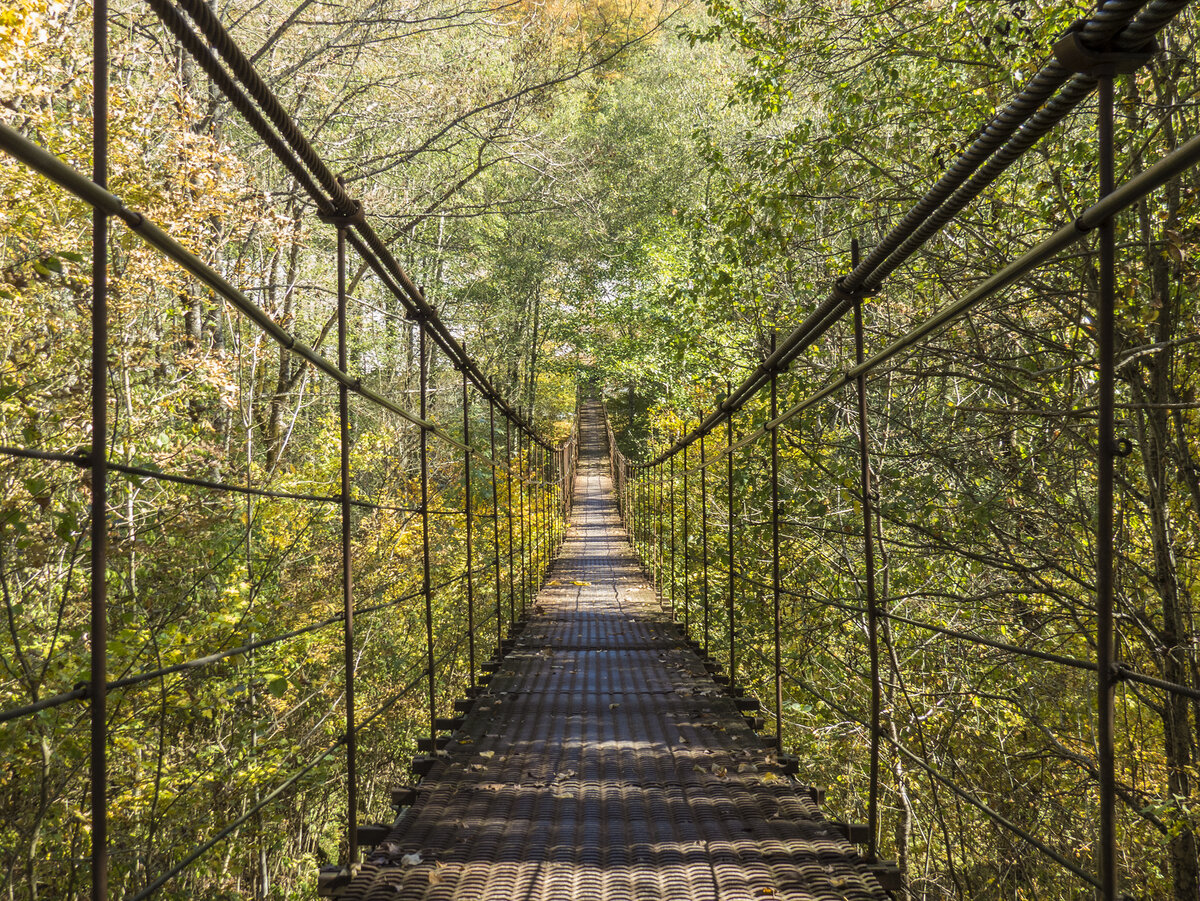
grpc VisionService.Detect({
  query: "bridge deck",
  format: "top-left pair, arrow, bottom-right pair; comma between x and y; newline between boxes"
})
343,402 -> 889,901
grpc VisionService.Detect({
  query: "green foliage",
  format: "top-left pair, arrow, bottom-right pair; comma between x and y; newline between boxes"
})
5,0 -> 1200,897
615,1 -> 1200,899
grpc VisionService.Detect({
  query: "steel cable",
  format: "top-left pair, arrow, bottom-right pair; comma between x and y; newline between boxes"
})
159,0 -> 549,447
651,0 -> 1189,465
0,562 -> 500,722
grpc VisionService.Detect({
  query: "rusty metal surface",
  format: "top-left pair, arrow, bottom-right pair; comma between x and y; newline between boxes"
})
344,402 -> 889,901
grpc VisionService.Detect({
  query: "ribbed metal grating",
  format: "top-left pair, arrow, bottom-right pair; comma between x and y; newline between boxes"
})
343,402 -> 891,901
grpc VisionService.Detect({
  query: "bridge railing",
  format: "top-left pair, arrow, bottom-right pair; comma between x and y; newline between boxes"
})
610,2 -> 1200,898
0,7 -> 575,900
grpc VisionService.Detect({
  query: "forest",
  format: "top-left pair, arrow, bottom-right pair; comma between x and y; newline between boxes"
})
1,0 -> 1198,898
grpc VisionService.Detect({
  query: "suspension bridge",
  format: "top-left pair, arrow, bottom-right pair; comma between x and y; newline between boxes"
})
2,0 -> 1200,899
335,401 -> 894,900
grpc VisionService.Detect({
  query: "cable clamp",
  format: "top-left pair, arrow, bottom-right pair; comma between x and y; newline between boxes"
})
317,199 -> 366,228
833,278 -> 863,304
833,277 -> 881,304
1053,21 -> 1158,76
117,207 -> 145,229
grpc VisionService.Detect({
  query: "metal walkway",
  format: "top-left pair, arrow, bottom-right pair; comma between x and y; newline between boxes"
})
342,402 -> 890,901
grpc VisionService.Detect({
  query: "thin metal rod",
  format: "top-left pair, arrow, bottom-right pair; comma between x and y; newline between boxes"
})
542,446 -> 548,582
632,467 -> 638,550
637,467 -> 642,552
518,419 -> 528,615
0,125 -> 556,463
420,325 -> 435,738
538,445 -> 545,582
628,462 -> 633,536
1096,73 -> 1119,901
490,404 -> 502,648
0,570 -> 491,728
852,237 -> 882,861
530,443 -> 538,588
642,465 -> 648,557
336,226 -> 357,864
658,462 -> 665,598
505,418 -> 515,626
700,430 -> 710,654
639,0 -> 1189,471
669,449 -> 676,619
126,665 -> 432,901
770,338 -> 783,756
726,400 -> 736,685
90,4 -> 109,894
779,664 -> 1104,890
629,462 -> 635,540
462,364 -> 475,689
682,435 -> 690,635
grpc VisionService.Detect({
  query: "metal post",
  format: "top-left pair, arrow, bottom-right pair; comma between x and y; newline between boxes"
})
90,6 -> 109,894
336,227 -> 357,864
852,238 -> 882,860
630,463 -> 635,539
529,440 -> 538,588
419,325 -> 435,739
543,446 -> 549,575
770,340 -> 783,756
628,464 -> 634,544
682,436 -> 689,635
505,418 -> 515,626
670,449 -> 676,619
462,364 -> 475,689
517,421 -> 527,615
620,458 -> 625,524
626,461 -> 631,532
491,405 -> 502,649
727,400 -> 736,686
636,467 -> 642,553
544,448 -> 549,580
1096,74 -> 1118,901
642,466 -> 647,557
633,468 -> 639,551
539,446 -> 547,578
542,447 -> 549,575
700,429 -> 710,654
657,462 -> 664,596
532,443 -> 539,586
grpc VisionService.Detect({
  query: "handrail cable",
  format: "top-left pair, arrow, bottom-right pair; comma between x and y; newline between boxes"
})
0,562 -> 499,724
770,657 -> 1104,889
647,0 -> 1186,466
147,0 -> 549,449
126,664 -> 429,901
664,122 -> 1200,478
0,122 -> 550,477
